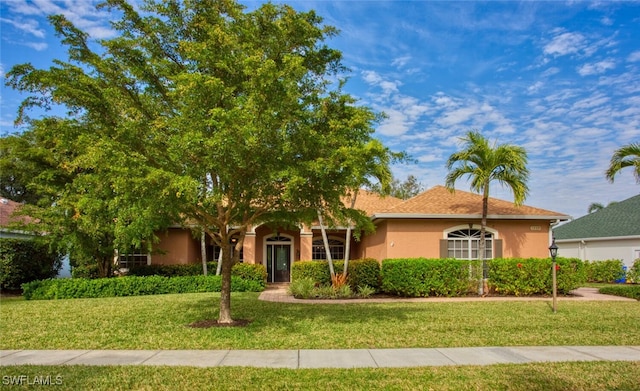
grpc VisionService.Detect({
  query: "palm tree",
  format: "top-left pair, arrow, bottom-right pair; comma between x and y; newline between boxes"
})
445,130 -> 529,295
606,142 -> 640,183
588,202 -> 604,213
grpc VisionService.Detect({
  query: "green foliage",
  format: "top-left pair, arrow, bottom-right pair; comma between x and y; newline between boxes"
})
347,258 -> 381,291
584,259 -> 626,283
599,285 -> 640,300
292,260 -> 331,286
380,258 -> 475,297
71,264 -> 100,279
627,259 -> 640,284
488,257 -> 586,296
22,274 -> 263,300
356,285 -> 376,298
292,259 -> 381,291
288,277 -> 316,299
127,262 -> 266,286
0,238 -> 63,290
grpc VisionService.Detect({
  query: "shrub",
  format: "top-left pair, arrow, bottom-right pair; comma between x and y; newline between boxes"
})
0,238 -> 63,290
380,258 -> 475,297
627,259 -> 640,284
288,277 -> 316,299
291,259 -> 381,291
599,285 -> 640,300
71,264 -> 100,279
488,257 -> 586,296
584,259 -> 626,283
22,274 -> 264,300
357,285 -> 376,298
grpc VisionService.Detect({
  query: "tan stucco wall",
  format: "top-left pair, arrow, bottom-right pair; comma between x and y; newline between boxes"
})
359,221 -> 388,260
362,219 -> 553,260
152,228 -> 200,265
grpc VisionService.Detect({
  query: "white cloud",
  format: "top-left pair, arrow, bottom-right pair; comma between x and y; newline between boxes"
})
377,109 -> 410,136
0,17 -> 45,38
544,31 -> 585,56
627,51 -> 640,62
577,59 -> 615,76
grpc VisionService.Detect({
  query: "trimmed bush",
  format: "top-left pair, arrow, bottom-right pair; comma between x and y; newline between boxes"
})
627,259 -> 640,284
127,262 -> 266,286
584,259 -> 626,283
0,238 -> 63,290
71,264 -> 100,279
488,257 -> 586,296
22,274 -> 264,300
291,259 -> 381,291
599,285 -> 640,300
380,258 -> 475,297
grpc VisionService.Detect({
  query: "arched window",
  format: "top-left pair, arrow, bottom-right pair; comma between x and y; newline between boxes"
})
447,229 -> 493,260
312,237 -> 345,261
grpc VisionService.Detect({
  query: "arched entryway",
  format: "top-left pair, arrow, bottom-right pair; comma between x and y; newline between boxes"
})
264,234 -> 294,283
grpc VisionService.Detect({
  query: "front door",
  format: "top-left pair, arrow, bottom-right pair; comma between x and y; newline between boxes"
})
266,243 -> 291,283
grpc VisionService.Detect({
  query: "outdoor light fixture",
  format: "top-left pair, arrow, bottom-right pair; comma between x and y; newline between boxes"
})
549,237 -> 558,313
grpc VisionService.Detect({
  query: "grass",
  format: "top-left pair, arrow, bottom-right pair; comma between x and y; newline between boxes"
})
1,362 -> 639,390
1,292 -> 639,350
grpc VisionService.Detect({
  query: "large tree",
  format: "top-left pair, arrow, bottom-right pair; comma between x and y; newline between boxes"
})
445,130 -> 529,295
606,142 -> 640,184
5,0 -> 394,323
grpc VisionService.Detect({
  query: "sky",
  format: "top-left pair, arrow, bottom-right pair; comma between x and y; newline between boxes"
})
1,0 -> 639,221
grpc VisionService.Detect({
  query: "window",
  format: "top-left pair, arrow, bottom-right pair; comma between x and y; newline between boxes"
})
118,250 -> 149,269
447,229 -> 493,260
312,237 -> 345,261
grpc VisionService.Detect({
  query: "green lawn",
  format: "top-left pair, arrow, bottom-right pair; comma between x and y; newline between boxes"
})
1,362 -> 639,390
1,292 -> 639,350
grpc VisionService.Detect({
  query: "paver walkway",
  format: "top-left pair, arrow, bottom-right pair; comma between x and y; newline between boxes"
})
2,346 -> 640,368
258,284 -> 637,303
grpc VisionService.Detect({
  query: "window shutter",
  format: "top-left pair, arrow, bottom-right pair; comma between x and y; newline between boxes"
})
494,239 -> 503,258
439,239 -> 448,258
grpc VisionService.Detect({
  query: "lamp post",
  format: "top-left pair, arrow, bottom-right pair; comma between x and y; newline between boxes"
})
549,237 -> 558,313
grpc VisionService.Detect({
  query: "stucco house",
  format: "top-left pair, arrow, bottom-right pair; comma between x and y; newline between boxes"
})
136,185 -> 569,283
553,194 -> 640,268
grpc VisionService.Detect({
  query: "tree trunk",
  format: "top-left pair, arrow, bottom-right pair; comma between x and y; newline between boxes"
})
317,209 -> 335,277
479,184 -> 489,296
343,190 -> 358,277
218,233 -> 234,324
200,230 -> 208,276
216,246 -> 223,275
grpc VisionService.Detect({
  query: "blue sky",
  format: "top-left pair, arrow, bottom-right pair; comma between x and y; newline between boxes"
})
1,1 -> 639,220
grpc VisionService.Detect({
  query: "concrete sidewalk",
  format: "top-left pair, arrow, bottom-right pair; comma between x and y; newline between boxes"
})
2,346 -> 639,368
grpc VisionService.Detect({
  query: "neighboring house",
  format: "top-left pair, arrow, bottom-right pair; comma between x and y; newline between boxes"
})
140,186 -> 569,283
0,198 -> 32,239
0,197 -> 71,277
553,194 -> 640,268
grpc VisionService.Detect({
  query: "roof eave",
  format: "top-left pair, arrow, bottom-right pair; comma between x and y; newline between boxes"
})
555,235 -> 640,242
371,213 -> 570,221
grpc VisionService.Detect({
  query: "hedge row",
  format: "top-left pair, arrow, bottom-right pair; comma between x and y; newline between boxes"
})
487,257 -> 585,296
293,257 -> 588,297
584,259 -> 626,283
599,285 -> 640,300
291,259 -> 381,291
22,274 -> 264,300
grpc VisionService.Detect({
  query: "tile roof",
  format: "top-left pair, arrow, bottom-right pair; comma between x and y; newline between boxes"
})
554,193 -> 640,239
343,190 -> 404,215
371,185 -> 569,219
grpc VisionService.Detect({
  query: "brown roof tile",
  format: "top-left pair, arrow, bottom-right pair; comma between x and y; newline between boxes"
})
342,190 -> 404,215
374,185 -> 568,219
0,198 -> 31,227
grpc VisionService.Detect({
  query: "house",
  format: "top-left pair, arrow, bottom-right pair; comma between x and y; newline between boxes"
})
0,198 -> 32,239
0,197 -> 71,277
138,186 -> 569,283
553,194 -> 640,268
